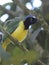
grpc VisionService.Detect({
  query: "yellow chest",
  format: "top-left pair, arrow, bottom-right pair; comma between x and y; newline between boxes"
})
11,21 -> 28,42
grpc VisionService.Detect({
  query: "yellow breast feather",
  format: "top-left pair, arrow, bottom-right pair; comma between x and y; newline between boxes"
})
2,21 -> 28,50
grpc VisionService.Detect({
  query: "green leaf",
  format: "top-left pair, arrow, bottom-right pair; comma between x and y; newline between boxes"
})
3,20 -> 19,41
3,47 -> 39,65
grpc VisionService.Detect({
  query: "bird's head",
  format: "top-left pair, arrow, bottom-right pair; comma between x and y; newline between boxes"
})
24,15 -> 38,29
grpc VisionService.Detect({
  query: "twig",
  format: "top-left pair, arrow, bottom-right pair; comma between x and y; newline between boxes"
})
0,20 -> 46,65
13,0 -> 49,32
0,24 -> 28,52
26,34 -> 46,65
37,60 -> 46,65
0,5 -> 16,17
12,0 -> 37,15
12,0 -> 30,14
0,0 -> 49,64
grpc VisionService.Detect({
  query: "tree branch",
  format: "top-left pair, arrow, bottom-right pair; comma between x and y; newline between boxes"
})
12,0 -> 30,14
0,5 -> 16,17
0,24 -> 28,52
12,0 -> 49,32
37,60 -> 46,65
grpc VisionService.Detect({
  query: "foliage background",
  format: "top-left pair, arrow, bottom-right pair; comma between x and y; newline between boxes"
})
0,0 -> 49,65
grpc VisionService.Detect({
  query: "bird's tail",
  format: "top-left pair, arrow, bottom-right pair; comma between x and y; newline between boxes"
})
2,38 -> 11,50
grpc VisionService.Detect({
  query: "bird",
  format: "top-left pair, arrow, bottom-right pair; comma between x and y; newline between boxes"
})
2,15 -> 38,50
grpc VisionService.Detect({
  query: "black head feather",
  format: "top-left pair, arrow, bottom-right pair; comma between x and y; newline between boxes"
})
24,15 -> 38,29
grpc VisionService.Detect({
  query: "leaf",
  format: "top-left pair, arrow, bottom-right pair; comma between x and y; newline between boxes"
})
3,47 -> 39,65
3,20 -> 19,41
